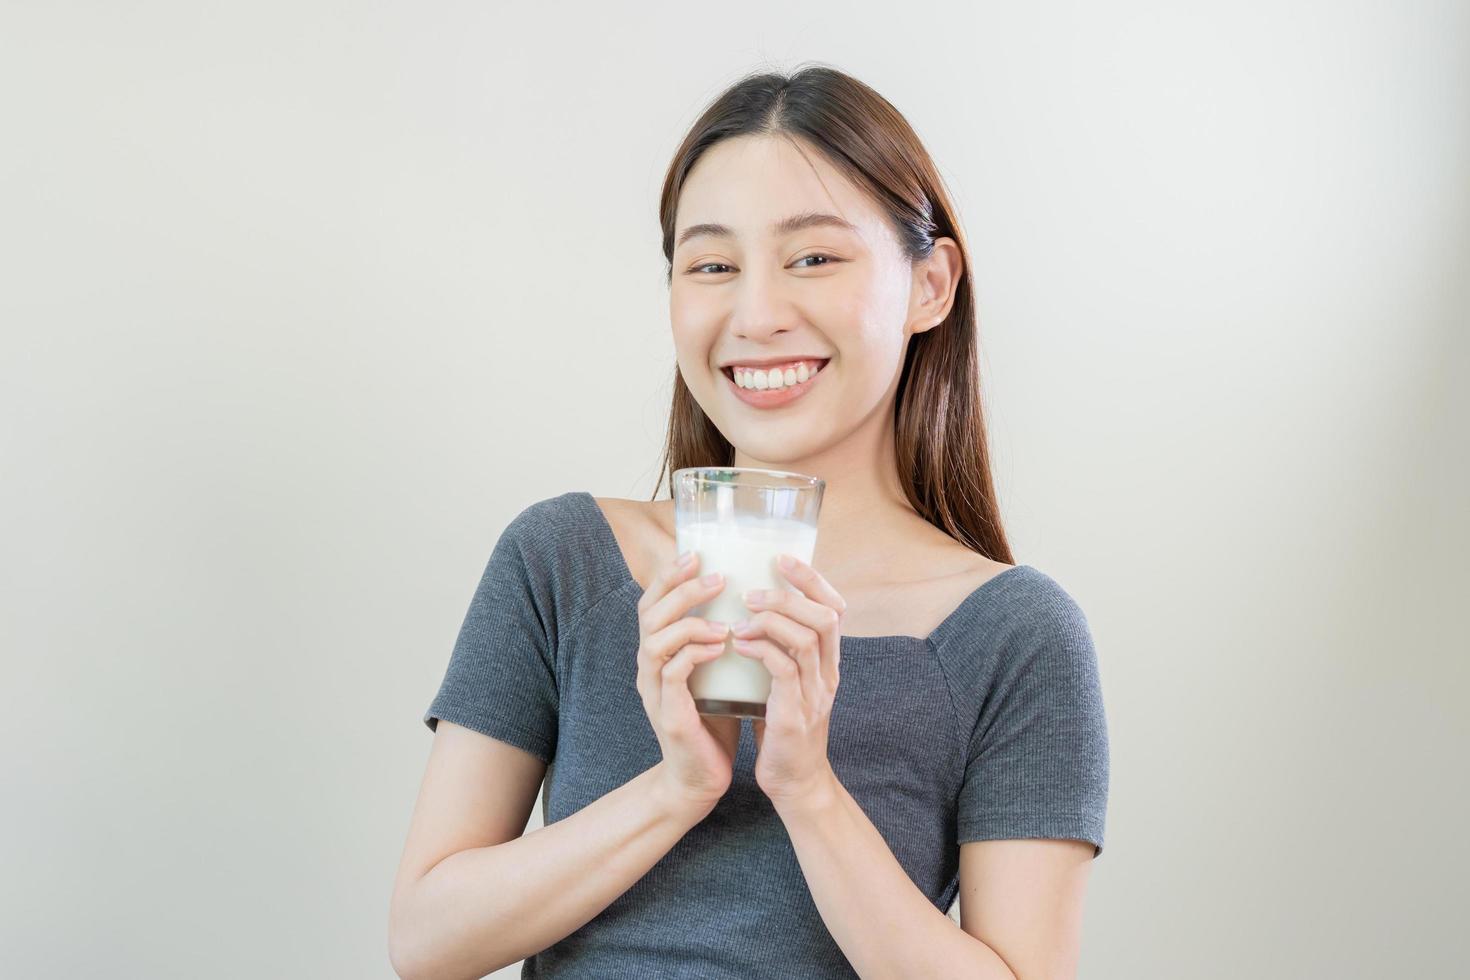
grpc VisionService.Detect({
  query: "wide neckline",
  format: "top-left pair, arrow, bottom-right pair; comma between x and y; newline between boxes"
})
573,490 -> 1033,648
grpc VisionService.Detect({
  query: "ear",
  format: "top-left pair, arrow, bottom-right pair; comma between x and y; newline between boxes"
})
908,236 -> 962,336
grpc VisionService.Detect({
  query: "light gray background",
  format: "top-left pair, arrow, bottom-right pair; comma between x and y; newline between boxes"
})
2,1 -> 1466,977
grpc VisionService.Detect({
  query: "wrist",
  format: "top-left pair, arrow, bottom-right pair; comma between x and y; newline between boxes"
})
768,766 -> 842,822
649,764 -> 725,824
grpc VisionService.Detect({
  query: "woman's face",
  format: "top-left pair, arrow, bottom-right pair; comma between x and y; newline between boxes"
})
669,134 -> 943,465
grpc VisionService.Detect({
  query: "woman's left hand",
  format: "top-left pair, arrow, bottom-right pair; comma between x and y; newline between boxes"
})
731,553 -> 846,810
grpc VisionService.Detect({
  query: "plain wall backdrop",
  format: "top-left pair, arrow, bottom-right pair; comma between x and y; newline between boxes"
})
2,1 -> 1466,977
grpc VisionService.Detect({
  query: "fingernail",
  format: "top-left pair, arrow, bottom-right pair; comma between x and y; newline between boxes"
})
701,572 -> 722,586
777,554 -> 796,570
742,589 -> 765,604
678,551 -> 696,567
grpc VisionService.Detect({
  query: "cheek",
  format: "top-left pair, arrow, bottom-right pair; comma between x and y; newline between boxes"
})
671,303 -> 728,363
842,300 -> 907,366
668,304 -> 715,360
823,275 -> 899,340
669,287 -> 696,324
833,310 -> 910,398
669,283 -> 722,333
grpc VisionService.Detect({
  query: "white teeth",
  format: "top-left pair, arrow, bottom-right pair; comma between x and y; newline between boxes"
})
732,360 -> 824,390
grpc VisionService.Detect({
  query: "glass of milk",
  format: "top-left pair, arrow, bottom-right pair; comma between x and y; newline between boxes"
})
672,466 -> 825,719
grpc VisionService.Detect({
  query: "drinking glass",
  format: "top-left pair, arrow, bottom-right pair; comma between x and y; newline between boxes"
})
672,466 -> 825,719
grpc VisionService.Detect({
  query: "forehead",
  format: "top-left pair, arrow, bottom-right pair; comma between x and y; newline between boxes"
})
674,135 -> 890,248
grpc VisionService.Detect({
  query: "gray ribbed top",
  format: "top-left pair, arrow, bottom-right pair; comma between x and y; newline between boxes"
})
423,491 -> 1109,978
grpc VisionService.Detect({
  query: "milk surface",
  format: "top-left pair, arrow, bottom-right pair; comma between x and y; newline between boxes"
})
676,513 -> 819,711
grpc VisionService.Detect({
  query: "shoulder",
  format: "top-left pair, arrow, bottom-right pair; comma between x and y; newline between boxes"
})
583,494 -> 644,552
501,490 -> 589,538
949,566 -> 1108,760
486,491 -> 624,600
495,491 -> 623,568
587,494 -> 673,590
468,491 -> 638,648
933,564 -> 1102,697
997,566 -> 1094,644
981,567 -> 1104,716
985,566 -> 1099,680
476,493 -> 585,597
931,563 -> 1090,644
588,494 -> 671,534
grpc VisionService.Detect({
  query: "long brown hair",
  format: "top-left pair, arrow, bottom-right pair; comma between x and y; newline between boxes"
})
650,63 -> 1014,565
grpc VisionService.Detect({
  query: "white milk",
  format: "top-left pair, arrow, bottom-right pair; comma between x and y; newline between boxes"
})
676,509 -> 819,715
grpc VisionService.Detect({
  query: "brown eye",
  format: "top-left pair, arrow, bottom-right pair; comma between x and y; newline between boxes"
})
687,254 -> 840,275
794,253 -> 838,268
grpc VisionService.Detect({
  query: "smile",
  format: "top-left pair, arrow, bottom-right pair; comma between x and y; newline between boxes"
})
721,358 -> 830,409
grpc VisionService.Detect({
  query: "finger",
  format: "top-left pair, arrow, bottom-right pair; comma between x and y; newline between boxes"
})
637,619 -> 730,709
773,554 -> 848,619
643,567 -> 728,636
734,609 -> 824,706
639,619 -> 731,681
638,550 -> 721,625
661,641 -> 727,725
742,585 -> 842,690
638,550 -> 701,617
730,636 -> 802,720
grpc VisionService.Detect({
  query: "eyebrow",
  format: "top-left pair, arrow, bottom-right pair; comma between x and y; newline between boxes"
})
675,211 -> 860,249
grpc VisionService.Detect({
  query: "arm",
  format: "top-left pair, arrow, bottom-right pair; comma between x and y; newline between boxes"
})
389,725 -> 713,980
734,558 -> 1106,977
774,772 -> 1020,980
956,837 -> 1095,980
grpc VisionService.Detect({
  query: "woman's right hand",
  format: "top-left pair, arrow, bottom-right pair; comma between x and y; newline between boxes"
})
634,550 -> 741,816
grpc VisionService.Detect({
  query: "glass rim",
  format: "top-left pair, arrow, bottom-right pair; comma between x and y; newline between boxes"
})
673,465 -> 824,490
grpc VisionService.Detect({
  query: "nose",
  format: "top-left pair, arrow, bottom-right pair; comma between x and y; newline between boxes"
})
727,268 -> 800,343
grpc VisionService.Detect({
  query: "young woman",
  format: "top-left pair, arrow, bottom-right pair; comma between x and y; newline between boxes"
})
390,65 -> 1109,980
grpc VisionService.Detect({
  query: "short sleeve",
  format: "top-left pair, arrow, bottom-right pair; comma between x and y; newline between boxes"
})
956,586 -> 1110,857
422,505 -> 560,765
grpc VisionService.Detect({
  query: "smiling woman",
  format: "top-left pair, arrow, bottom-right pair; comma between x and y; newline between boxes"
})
654,91 -> 999,552
395,61 -> 1109,980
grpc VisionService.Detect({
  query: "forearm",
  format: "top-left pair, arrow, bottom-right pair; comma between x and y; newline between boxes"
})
775,772 -> 1016,980
392,761 -> 712,980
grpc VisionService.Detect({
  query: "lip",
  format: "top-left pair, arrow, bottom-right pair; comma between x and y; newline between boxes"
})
721,358 -> 830,409
719,354 -> 831,369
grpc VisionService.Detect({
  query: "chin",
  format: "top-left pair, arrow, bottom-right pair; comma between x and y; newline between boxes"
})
726,433 -> 826,465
